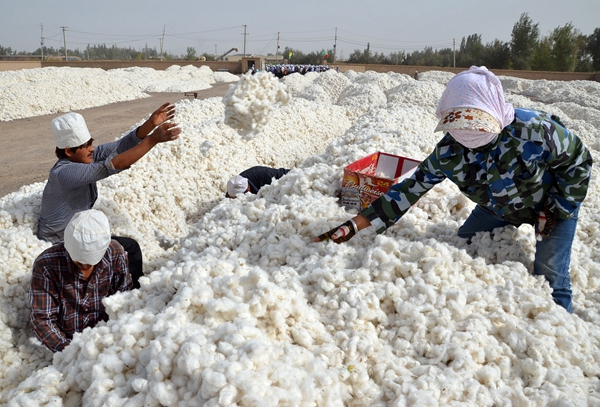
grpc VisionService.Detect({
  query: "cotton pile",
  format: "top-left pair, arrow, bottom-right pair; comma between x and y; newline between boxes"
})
1,66 -> 600,406
0,64 -> 239,121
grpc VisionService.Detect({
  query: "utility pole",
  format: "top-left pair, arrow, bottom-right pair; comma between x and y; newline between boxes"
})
40,24 -> 44,61
453,38 -> 456,68
333,27 -> 337,63
276,32 -> 280,62
61,26 -> 67,60
214,44 -> 217,58
242,25 -> 248,57
160,25 -> 165,60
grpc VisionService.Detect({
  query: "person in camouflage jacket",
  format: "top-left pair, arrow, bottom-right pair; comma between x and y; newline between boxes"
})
316,66 -> 592,313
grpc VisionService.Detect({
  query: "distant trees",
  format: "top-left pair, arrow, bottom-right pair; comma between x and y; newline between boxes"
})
282,47 -> 336,65
1,13 -> 599,71
344,13 -> 599,72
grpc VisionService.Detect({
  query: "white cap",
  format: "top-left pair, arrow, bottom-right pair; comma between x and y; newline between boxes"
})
52,112 -> 92,149
64,210 -> 111,265
227,175 -> 249,197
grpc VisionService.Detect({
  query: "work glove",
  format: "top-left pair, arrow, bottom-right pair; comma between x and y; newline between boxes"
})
316,219 -> 358,244
536,204 -> 558,241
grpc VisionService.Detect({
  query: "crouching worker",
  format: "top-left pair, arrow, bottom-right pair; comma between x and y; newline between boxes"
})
226,166 -> 290,198
30,210 -> 132,353
315,66 -> 592,313
37,103 -> 181,288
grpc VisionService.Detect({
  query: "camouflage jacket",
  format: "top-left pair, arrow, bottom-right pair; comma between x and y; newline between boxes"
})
361,108 -> 593,234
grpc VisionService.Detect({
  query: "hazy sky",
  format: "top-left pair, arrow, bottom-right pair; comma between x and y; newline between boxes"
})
2,0 -> 599,58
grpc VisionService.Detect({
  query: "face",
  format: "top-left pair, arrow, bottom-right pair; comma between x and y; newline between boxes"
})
73,260 -> 94,273
229,186 -> 250,199
66,138 -> 94,164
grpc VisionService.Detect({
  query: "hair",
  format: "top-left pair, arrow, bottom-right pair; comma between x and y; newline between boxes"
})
55,138 -> 94,159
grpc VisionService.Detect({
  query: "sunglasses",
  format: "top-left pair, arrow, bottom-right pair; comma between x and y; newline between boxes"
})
70,138 -> 94,151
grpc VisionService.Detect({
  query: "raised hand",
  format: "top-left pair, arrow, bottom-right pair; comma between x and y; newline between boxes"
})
148,103 -> 176,128
150,122 -> 181,143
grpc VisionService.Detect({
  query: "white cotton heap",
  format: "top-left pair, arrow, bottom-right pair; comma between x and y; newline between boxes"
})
0,65 -> 239,122
2,67 -> 600,406
222,70 -> 291,140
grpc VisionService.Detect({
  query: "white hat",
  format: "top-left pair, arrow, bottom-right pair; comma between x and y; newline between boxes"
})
227,175 -> 249,197
52,112 -> 92,149
64,210 -> 111,265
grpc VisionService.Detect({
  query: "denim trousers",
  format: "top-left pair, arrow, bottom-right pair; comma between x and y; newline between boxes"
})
457,205 -> 578,313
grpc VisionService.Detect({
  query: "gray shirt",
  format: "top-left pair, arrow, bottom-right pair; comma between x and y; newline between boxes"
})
38,129 -> 141,243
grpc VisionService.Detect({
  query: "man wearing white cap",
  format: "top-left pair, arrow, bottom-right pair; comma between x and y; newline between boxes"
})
226,166 -> 290,198
316,66 -> 593,313
37,102 -> 181,288
30,209 -> 132,352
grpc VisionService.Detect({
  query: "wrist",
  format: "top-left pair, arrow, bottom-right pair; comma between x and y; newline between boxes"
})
349,218 -> 358,234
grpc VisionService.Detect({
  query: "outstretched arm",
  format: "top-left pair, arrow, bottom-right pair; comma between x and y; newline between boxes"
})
314,214 -> 371,243
111,122 -> 181,170
136,103 -> 177,140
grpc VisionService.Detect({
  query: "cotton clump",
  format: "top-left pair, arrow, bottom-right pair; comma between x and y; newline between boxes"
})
222,70 -> 291,140
1,67 -> 600,406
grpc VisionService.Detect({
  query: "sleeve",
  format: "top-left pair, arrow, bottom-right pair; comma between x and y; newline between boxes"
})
29,262 -> 70,352
360,151 -> 448,234
543,118 -> 593,219
54,160 -> 113,190
54,128 -> 144,190
93,128 -> 142,162
109,242 -> 133,294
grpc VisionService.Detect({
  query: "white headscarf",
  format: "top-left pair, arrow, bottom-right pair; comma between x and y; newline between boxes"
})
436,66 -> 514,132
227,175 -> 249,197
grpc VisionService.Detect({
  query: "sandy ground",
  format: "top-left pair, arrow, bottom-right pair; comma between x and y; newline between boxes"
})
0,82 -> 232,199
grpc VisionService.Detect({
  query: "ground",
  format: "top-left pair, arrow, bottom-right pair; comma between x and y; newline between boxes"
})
0,83 -> 232,198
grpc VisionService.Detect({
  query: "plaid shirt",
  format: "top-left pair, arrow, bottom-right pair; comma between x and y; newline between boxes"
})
29,240 -> 132,352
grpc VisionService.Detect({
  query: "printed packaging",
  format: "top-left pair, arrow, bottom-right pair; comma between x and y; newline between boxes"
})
341,152 -> 420,210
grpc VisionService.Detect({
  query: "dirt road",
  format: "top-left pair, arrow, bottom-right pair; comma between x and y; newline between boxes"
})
0,82 -> 232,198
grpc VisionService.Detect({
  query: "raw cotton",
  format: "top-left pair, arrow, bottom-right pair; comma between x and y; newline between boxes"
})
1,66 -> 600,406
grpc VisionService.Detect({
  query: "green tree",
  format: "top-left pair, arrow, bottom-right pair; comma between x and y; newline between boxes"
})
550,23 -> 580,71
587,28 -> 600,71
185,47 -> 197,61
530,36 -> 553,71
575,34 -> 593,72
510,13 -> 539,70
482,40 -> 511,69
457,34 -> 485,67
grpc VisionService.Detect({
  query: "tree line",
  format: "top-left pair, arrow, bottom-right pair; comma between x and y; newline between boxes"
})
288,14 -> 600,72
1,14 -> 599,72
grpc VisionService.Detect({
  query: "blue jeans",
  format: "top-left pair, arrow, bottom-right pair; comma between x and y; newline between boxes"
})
458,205 -> 578,313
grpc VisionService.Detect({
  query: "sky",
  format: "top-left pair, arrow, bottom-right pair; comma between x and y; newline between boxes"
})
1,0 -> 599,58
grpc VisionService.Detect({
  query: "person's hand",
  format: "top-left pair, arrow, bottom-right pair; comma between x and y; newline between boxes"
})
314,220 -> 357,244
150,122 -> 181,143
149,103 -> 176,128
536,204 -> 558,240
